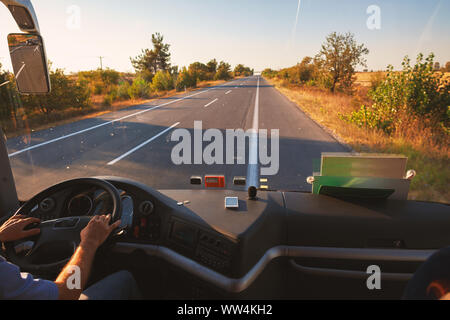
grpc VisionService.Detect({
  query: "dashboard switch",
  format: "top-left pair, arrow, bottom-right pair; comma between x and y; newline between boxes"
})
205,176 -> 225,188
139,201 -> 154,216
133,225 -> 140,238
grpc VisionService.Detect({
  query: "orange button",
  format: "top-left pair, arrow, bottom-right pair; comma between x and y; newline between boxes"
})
205,176 -> 225,188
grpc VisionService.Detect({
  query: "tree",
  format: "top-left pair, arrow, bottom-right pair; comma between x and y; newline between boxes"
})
233,64 -> 253,77
130,32 -> 171,82
188,62 -> 210,81
261,68 -> 277,78
176,67 -> 197,91
206,59 -> 218,74
214,61 -> 232,80
0,63 -> 20,128
21,68 -> 91,116
315,32 -> 369,92
151,70 -> 174,92
295,57 -> 316,83
445,61 -> 450,72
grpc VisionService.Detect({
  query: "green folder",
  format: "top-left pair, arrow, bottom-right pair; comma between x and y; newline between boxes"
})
311,153 -> 411,200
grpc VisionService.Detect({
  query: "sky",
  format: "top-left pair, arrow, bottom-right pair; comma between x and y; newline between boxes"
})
0,0 -> 449,73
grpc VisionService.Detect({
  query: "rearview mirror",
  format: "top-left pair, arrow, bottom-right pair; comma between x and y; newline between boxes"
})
7,33 -> 50,94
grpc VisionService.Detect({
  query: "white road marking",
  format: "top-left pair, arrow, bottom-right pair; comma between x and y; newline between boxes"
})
107,122 -> 180,165
204,98 -> 218,108
225,90 -> 232,95
15,63 -> 26,79
8,80 -> 238,158
246,76 -> 260,189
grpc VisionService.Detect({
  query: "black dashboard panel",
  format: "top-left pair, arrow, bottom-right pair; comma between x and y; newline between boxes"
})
159,189 -> 286,277
99,178 -> 448,280
284,192 -> 450,249
31,176 -> 449,296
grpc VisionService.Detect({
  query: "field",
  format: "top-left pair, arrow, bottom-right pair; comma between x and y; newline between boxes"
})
355,71 -> 450,87
354,72 -> 387,87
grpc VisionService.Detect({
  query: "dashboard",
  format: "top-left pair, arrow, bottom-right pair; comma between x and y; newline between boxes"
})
24,176 -> 450,295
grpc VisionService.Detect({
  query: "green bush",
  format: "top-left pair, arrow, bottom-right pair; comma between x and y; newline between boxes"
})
128,77 -> 151,99
261,68 -> 277,78
0,66 -> 21,127
370,72 -> 386,92
188,62 -> 211,82
344,53 -> 450,134
21,68 -> 91,116
78,69 -> 121,96
100,69 -> 120,86
342,105 -> 393,133
152,70 -> 174,92
234,64 -> 253,77
103,87 -> 119,106
103,94 -> 114,106
117,81 -> 131,100
94,82 -> 104,95
175,67 -> 197,91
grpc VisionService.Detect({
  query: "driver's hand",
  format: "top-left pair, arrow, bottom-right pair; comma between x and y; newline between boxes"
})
0,215 -> 41,243
80,215 -> 121,249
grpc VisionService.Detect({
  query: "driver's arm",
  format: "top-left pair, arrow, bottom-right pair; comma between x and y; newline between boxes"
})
0,215 -> 58,300
54,215 -> 121,300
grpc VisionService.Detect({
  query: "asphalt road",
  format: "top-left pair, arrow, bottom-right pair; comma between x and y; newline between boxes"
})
6,76 -> 348,200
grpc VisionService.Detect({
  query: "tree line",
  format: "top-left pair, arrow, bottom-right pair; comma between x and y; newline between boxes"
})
130,32 -> 253,93
263,32 -> 369,93
262,31 -> 449,138
0,32 -> 253,134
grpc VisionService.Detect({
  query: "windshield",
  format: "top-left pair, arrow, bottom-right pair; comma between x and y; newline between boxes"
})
0,0 -> 448,203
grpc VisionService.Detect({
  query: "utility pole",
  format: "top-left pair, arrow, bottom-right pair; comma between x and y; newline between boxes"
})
98,56 -> 105,70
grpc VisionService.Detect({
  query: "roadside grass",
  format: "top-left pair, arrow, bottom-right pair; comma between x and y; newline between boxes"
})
267,77 -> 449,203
2,79 -> 229,139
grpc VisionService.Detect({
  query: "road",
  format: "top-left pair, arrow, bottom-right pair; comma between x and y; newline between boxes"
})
6,76 -> 349,200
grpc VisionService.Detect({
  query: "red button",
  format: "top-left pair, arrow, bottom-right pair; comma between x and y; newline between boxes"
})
205,176 -> 225,188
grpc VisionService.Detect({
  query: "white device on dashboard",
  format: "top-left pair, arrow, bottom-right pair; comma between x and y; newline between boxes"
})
225,197 -> 239,209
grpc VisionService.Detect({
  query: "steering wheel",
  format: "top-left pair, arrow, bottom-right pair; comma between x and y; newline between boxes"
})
4,178 -> 122,274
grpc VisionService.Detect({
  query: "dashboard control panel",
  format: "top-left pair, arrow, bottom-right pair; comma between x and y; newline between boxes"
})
196,230 -> 233,272
169,218 -> 235,275
130,200 -> 161,241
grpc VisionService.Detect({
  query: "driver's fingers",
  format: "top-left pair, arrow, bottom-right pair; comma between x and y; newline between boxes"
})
98,214 -> 111,224
11,214 -> 26,220
20,217 -> 41,226
109,219 -> 121,231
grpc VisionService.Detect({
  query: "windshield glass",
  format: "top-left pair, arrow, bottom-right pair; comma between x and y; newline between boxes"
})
0,0 -> 448,203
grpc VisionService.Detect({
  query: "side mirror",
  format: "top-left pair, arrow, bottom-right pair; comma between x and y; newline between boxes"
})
7,33 -> 50,94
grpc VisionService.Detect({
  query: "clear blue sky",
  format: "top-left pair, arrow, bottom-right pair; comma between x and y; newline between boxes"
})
0,0 -> 449,73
